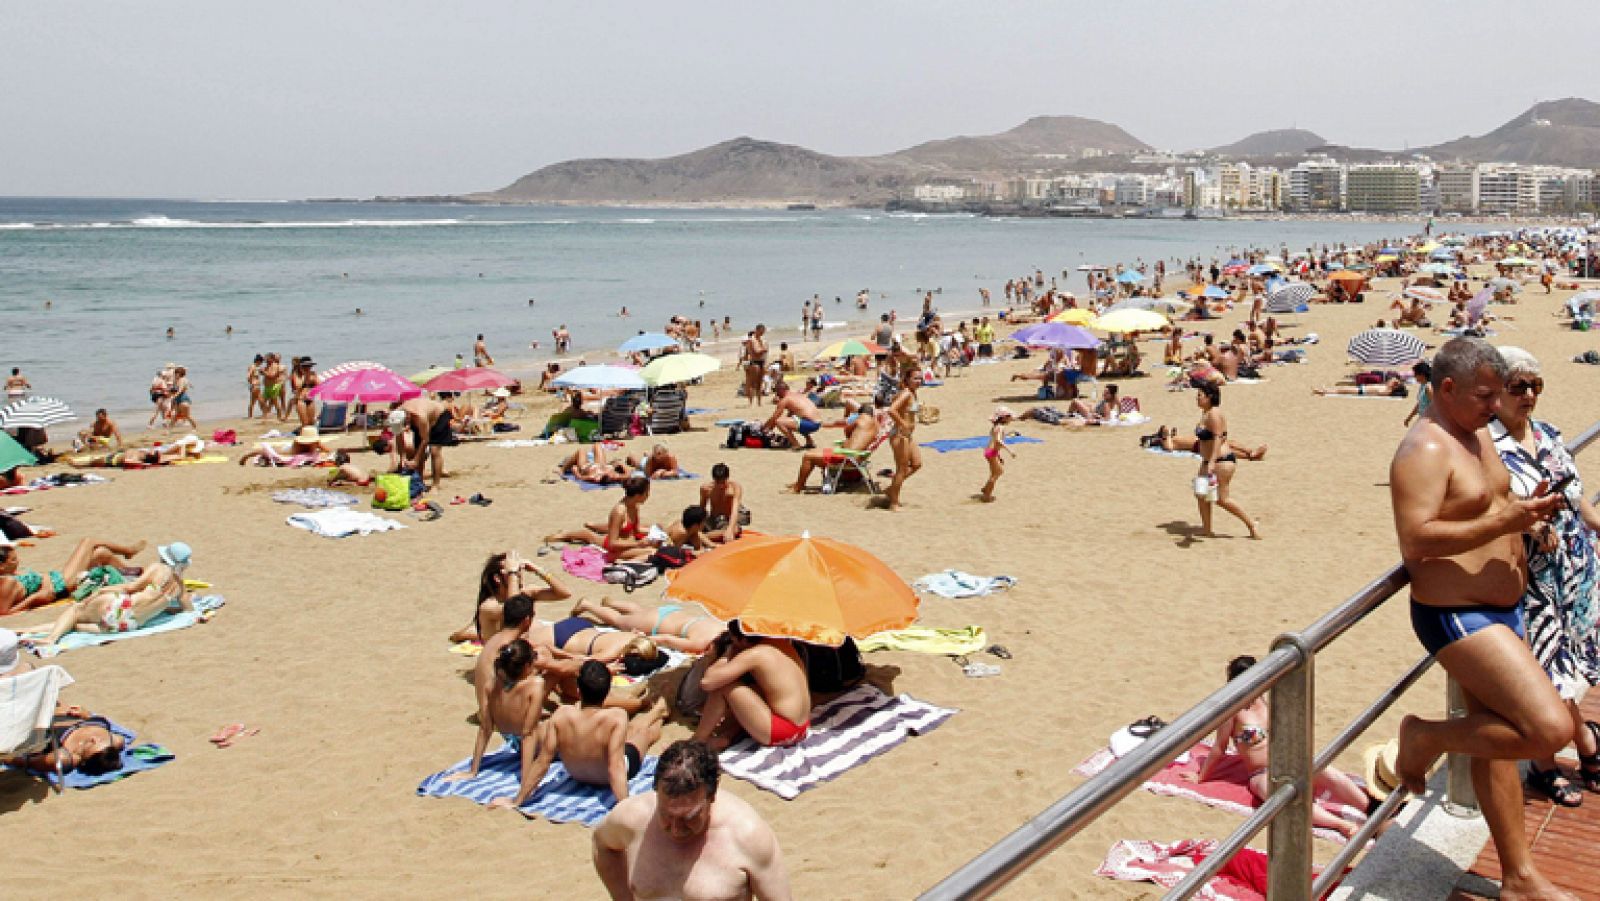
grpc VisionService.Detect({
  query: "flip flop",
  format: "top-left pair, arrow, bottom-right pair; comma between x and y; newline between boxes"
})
986,644 -> 1013,660
469,493 -> 493,506
450,496 -> 468,506
210,723 -> 247,745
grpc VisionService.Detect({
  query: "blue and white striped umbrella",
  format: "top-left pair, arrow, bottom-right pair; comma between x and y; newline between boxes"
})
1347,329 -> 1427,366
0,396 -> 77,431
1265,282 -> 1315,313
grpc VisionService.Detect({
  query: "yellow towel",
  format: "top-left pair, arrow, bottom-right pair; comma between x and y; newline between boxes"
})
859,626 -> 987,656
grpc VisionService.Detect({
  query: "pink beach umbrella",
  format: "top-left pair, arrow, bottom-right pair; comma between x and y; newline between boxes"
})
311,367 -> 421,404
422,367 -> 516,393
317,360 -> 389,380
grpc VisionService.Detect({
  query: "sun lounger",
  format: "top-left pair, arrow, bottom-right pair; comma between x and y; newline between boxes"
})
646,388 -> 687,435
596,394 -> 641,440
316,402 -> 350,433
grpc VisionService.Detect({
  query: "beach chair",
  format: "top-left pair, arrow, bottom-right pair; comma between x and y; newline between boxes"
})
821,417 -> 892,495
1118,397 -> 1142,418
1,664 -> 75,794
316,402 -> 349,433
647,388 -> 687,435
597,394 -> 641,440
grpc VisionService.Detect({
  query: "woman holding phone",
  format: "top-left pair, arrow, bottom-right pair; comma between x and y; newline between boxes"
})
1489,346 -> 1600,806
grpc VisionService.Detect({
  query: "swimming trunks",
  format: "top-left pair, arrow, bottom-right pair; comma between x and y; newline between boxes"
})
797,418 -> 821,436
769,713 -> 810,747
1410,598 -> 1524,657
100,592 -> 140,632
428,411 -> 458,447
262,383 -> 283,401
624,742 -> 643,780
551,616 -> 590,649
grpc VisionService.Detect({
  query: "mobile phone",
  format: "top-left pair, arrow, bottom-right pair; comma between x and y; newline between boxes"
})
1547,474 -> 1576,506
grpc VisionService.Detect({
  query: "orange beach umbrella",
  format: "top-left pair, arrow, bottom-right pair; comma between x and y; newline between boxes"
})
664,532 -> 918,646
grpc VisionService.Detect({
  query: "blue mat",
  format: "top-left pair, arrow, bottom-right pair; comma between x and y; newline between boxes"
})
418,743 -> 657,825
564,472 -> 699,491
919,435 -> 1044,454
1,719 -> 175,789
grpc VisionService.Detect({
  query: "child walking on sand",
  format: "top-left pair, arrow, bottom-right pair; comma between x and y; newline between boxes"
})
979,407 -> 1016,502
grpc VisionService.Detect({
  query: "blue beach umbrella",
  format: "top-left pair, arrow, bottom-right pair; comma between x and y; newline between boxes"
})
618,332 -> 678,353
1115,270 -> 1146,284
552,365 -> 647,391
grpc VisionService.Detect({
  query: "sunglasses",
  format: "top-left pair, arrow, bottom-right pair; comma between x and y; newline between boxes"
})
1506,378 -> 1544,397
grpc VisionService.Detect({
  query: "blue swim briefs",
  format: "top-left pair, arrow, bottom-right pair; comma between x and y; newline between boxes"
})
1409,598 -> 1524,657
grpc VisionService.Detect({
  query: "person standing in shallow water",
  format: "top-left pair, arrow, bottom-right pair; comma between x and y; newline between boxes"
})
1390,337 -> 1575,901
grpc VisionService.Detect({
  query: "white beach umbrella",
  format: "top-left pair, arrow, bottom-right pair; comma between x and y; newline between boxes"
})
0,396 -> 77,431
1347,329 -> 1427,367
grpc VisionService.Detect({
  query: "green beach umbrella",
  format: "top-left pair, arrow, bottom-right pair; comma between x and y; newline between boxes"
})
409,366 -> 452,386
641,352 -> 721,386
0,431 -> 37,472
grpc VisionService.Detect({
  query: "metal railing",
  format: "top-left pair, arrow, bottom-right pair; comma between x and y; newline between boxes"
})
921,418 -> 1600,901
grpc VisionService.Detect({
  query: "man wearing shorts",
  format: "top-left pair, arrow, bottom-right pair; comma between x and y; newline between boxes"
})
763,380 -> 824,450
786,403 -> 877,492
394,396 -> 455,490
1390,337 -> 1573,901
493,660 -> 667,810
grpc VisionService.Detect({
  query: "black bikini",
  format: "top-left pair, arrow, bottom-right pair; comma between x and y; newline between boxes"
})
1195,426 -> 1237,463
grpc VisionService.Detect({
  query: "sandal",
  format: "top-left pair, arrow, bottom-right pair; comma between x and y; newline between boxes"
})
1128,715 -> 1168,739
1578,721 -> 1600,793
1527,762 -> 1584,808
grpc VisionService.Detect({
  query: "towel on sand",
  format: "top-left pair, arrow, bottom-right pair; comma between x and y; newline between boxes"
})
1095,839 -> 1265,901
912,571 -> 1016,598
1074,740 -> 1356,843
719,685 -> 956,800
918,435 -> 1044,454
859,626 -> 987,656
487,439 -> 548,448
0,718 -> 175,789
286,508 -> 404,538
24,595 -> 225,658
1145,445 -> 1202,460
559,545 -> 609,582
417,743 -> 657,826
271,488 -> 358,508
1,474 -> 110,495
565,472 -> 701,491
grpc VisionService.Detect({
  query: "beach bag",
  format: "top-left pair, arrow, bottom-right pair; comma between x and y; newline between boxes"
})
603,560 -> 659,593
372,473 -> 410,511
649,545 -> 695,571
211,428 -> 238,446
796,637 -> 866,693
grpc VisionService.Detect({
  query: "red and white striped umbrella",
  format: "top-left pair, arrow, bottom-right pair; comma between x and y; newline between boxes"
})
317,360 -> 392,381
1402,286 -> 1445,304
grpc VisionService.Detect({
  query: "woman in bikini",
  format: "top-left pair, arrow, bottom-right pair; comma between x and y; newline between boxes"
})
448,550 -> 572,644
1,705 -> 126,776
237,426 -> 332,467
884,368 -> 923,512
38,543 -> 192,646
169,367 -> 198,431
295,359 -> 321,427
544,476 -> 655,561
741,325 -> 768,406
570,597 -> 725,654
1190,655 -> 1372,839
1313,376 -> 1410,398
245,355 -> 265,419
553,444 -> 628,485
0,538 -> 147,616
1193,383 -> 1260,539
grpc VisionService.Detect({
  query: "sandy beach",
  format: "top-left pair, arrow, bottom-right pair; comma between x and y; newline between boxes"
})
5,263 -> 1600,898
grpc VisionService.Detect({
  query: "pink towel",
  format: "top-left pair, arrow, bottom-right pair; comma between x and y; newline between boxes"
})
1095,839 -> 1263,901
561,545 -> 607,582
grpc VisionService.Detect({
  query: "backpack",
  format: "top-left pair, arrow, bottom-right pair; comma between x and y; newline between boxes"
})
372,473 -> 410,511
649,545 -> 696,571
603,560 -> 659,593
795,637 -> 866,693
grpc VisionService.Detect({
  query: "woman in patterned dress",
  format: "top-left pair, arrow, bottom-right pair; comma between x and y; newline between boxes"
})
1489,347 -> 1600,806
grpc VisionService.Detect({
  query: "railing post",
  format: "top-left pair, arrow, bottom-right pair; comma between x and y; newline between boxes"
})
1267,633 -> 1314,901
1444,676 -> 1480,815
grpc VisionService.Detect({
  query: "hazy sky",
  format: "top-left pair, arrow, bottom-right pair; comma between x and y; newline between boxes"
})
4,1 -> 1594,199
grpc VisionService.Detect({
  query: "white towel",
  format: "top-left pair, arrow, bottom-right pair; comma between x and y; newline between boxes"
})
0,665 -> 74,755
286,508 -> 405,538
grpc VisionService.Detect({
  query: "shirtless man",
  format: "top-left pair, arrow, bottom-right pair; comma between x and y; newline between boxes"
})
1390,337 -> 1573,901
630,444 -> 683,480
501,661 -> 668,809
787,403 -> 878,492
667,506 -> 714,551
692,622 -> 811,751
762,381 -> 824,450
473,333 -> 494,368
594,740 -> 791,901
76,409 -> 124,450
261,354 -> 287,419
700,463 -> 744,543
392,396 -> 455,489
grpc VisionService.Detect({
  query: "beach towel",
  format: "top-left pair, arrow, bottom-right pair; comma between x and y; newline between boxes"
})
1,473 -> 110,495
271,487 -> 359,508
0,718 -> 175,789
685,407 -> 718,415
417,743 -> 657,826
1145,445 -> 1201,460
1074,740 -> 1354,843
859,626 -> 987,656
1095,838 -> 1263,901
718,685 -> 956,800
286,508 -> 404,538
23,595 -> 226,658
560,545 -> 609,582
488,439 -> 548,448
564,471 -> 701,491
912,571 -> 1017,598
918,435 -> 1043,454
170,454 -> 229,466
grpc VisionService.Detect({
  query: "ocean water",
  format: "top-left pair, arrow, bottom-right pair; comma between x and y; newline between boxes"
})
0,198 -> 1420,421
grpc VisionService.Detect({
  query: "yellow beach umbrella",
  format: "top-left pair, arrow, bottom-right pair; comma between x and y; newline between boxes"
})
1049,308 -> 1097,325
1092,308 -> 1169,333
1374,254 -> 1398,264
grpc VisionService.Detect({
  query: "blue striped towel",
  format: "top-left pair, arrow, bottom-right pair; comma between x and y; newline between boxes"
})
718,685 -> 956,800
417,744 -> 658,826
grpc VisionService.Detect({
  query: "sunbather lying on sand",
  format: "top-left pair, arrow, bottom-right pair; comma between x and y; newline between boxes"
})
0,538 -> 147,616
572,596 -> 726,655
1313,377 -> 1409,398
38,543 -> 192,645
630,444 -> 684,480
554,444 -> 629,485
1142,426 -> 1267,460
327,451 -> 372,486
72,435 -> 205,468
1,704 -> 126,775
237,426 -> 332,467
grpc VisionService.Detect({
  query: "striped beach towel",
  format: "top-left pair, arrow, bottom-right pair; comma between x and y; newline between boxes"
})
416,743 -> 658,826
718,685 -> 956,800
